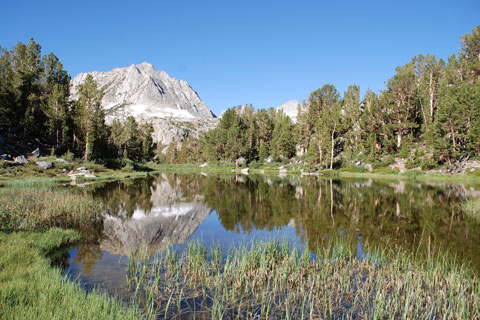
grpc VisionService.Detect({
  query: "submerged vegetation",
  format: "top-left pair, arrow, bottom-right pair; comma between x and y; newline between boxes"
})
126,238 -> 480,319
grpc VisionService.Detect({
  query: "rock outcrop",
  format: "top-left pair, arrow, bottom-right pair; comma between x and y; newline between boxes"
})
70,63 -> 218,145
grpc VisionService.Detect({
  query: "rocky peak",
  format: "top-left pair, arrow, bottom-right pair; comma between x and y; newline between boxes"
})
70,63 -> 216,123
70,63 -> 218,145
276,100 -> 300,123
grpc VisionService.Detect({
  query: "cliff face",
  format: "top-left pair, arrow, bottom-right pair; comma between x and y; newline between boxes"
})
70,62 -> 218,145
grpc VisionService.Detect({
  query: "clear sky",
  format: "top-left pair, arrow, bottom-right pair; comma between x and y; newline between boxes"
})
1,0 -> 479,116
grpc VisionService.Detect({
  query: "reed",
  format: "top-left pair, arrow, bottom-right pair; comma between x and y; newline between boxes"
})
463,197 -> 480,223
126,238 -> 480,319
0,182 -> 104,231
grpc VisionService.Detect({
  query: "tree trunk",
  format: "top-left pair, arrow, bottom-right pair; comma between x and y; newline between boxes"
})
330,128 -> 336,170
318,137 -> 323,166
84,130 -> 90,160
397,132 -> 403,150
429,71 -> 435,121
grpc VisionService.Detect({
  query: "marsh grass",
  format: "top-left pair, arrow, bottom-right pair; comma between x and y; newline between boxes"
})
463,197 -> 480,223
127,238 -> 480,319
0,228 -> 142,320
0,181 -> 104,231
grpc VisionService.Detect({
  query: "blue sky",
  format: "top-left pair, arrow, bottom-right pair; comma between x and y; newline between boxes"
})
1,0 -> 479,116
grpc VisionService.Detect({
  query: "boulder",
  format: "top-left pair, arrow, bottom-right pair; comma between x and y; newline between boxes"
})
199,163 -> 208,168
14,155 -> 28,164
236,157 -> 245,167
31,148 -> 40,157
0,154 -> 12,160
241,167 -> 249,175
36,161 -> 54,170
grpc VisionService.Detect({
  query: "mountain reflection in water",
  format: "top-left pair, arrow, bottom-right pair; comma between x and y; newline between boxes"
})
62,173 -> 480,296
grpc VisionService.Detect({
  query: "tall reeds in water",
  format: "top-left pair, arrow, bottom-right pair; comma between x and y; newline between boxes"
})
127,238 -> 480,319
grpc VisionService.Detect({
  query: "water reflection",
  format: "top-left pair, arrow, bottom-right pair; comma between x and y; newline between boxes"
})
66,173 -> 480,286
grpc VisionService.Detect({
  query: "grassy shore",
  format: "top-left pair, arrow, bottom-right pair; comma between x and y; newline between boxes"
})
146,163 -> 480,185
0,178 -> 105,231
0,228 -> 143,320
0,179 -> 144,320
3,158 -> 480,185
127,239 -> 480,319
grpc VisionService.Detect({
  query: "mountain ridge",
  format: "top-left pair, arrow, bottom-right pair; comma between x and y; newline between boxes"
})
70,63 -> 218,146
70,62 -> 216,122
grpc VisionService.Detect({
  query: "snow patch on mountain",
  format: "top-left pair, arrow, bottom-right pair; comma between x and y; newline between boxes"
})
276,100 -> 300,123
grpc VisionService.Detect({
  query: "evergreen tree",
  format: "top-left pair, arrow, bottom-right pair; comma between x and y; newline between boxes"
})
460,25 -> 480,82
74,74 -> 105,160
381,61 -> 421,151
342,85 -> 362,166
270,111 -> 295,160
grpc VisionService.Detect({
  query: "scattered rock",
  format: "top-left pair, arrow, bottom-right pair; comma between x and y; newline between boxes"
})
0,154 -> 12,160
390,158 -> 407,173
31,148 -> 40,157
36,161 -> 54,170
14,155 -> 28,164
462,160 -> 480,174
236,157 -> 245,167
199,163 -> 208,168
55,158 -> 67,163
365,163 -> 373,172
77,166 -> 86,171
265,156 -> 273,163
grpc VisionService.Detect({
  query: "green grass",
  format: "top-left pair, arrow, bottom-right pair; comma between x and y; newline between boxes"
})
127,238 -> 480,319
146,163 -> 480,184
0,228 -> 143,320
0,182 -> 105,231
463,197 -> 480,222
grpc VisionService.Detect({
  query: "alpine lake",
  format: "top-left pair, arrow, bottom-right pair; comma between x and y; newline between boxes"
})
54,172 -> 480,318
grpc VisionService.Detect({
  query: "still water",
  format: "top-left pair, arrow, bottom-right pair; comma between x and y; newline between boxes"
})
58,172 -> 480,300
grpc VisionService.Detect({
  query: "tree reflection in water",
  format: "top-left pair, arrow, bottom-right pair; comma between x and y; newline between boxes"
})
74,173 -> 480,273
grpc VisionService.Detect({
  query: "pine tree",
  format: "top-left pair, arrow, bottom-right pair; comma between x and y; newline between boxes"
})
381,61 -> 421,151
74,74 -> 104,160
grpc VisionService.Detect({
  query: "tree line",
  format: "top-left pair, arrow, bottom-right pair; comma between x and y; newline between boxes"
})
0,39 -> 155,165
170,26 -> 480,169
1,26 -> 479,170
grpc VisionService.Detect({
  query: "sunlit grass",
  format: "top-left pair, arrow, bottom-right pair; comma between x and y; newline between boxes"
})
0,181 -> 104,231
463,197 -> 480,222
0,228 -> 143,320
